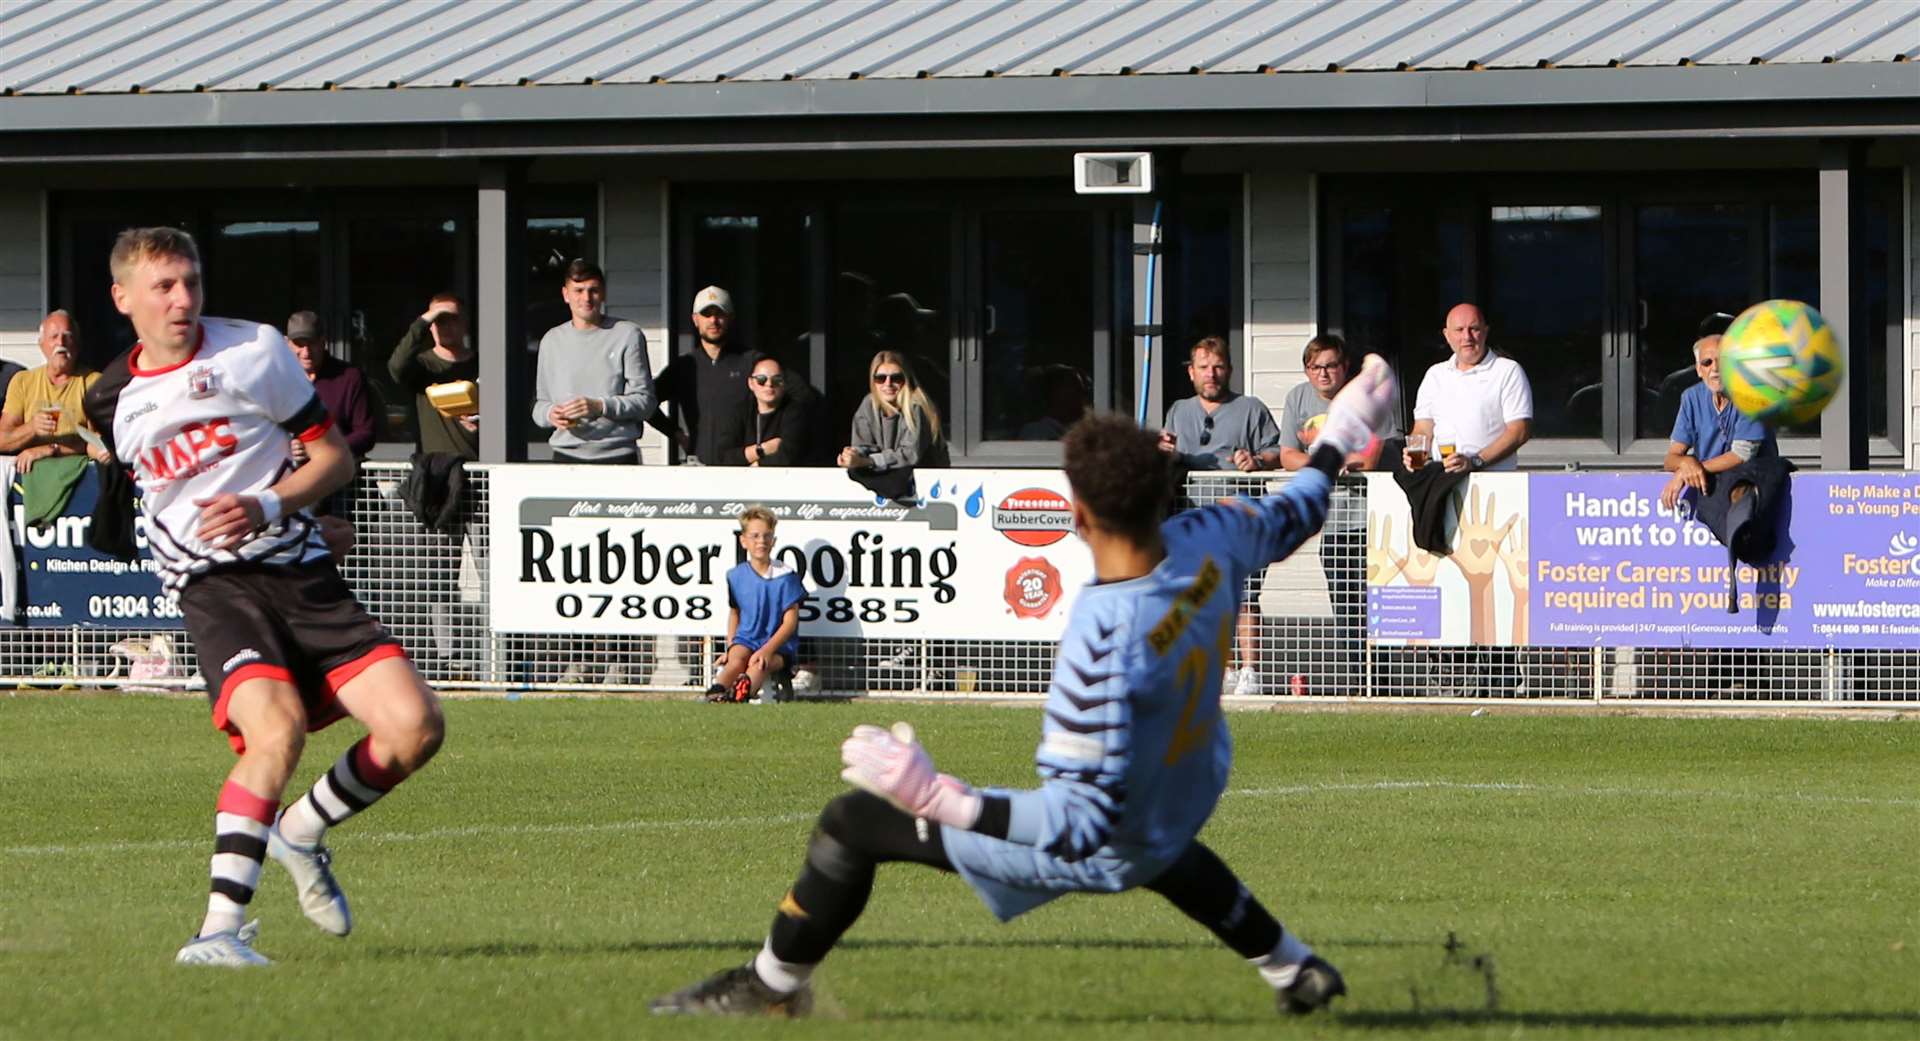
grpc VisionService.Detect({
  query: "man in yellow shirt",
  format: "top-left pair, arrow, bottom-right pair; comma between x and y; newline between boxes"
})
0,310 -> 108,472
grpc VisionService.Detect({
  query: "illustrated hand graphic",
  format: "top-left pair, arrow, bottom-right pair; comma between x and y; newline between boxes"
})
1450,486 -> 1518,582
1367,512 -> 1404,586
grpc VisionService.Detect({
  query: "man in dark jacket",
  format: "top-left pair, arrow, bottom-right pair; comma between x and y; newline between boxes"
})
650,285 -> 755,465
388,293 -> 478,461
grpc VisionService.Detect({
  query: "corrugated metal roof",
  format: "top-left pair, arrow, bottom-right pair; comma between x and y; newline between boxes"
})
2,0 -> 1915,95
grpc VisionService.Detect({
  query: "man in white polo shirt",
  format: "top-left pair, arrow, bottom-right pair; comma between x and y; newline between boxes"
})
1402,303 -> 1532,473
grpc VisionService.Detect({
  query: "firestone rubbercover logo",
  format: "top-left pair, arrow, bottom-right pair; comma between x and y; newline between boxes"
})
1004,557 -> 1063,619
993,488 -> 1072,547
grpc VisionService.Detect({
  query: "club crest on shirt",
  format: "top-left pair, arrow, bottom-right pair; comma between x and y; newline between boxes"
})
187,365 -> 218,399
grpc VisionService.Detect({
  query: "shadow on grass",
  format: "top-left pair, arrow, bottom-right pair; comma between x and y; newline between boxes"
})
363,935 -> 1220,960
1339,1009 -> 1920,1031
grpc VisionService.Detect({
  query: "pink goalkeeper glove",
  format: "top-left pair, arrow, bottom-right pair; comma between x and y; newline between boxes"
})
839,722 -> 982,829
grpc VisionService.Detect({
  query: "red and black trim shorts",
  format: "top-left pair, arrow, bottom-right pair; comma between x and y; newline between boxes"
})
180,558 -> 408,754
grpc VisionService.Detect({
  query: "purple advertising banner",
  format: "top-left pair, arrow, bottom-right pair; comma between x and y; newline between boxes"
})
1529,473 -> 1920,649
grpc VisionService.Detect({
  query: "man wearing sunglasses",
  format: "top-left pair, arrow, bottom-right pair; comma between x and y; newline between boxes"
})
1159,335 -> 1284,695
720,353 -> 819,467
1158,336 -> 1281,473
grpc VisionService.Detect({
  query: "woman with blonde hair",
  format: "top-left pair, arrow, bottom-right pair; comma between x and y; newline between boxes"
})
839,350 -> 950,471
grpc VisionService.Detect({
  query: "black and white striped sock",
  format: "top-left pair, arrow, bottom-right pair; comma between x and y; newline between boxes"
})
200,780 -> 276,938
275,737 -> 406,849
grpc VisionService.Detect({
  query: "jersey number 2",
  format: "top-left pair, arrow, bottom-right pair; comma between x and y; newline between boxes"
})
1164,615 -> 1233,766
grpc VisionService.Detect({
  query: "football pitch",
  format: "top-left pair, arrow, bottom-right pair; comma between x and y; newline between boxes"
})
2,693 -> 1915,1040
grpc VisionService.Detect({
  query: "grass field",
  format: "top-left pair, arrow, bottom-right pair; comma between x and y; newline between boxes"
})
1,693 -> 1915,1040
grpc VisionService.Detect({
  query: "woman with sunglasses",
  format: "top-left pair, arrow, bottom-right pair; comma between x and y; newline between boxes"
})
721,353 -> 816,467
839,351 -> 949,473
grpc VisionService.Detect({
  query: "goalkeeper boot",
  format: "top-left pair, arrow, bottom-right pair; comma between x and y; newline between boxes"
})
1277,955 -> 1347,1015
649,964 -> 812,1018
268,824 -> 352,937
175,920 -> 270,968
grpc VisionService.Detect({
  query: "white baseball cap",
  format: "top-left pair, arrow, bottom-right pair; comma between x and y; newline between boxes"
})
692,285 -> 734,316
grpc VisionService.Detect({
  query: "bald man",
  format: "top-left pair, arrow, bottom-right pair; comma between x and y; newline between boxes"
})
1402,303 -> 1532,473
0,310 -> 109,472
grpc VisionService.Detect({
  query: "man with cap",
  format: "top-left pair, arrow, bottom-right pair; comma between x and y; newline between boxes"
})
650,286 -> 755,466
0,309 -> 110,472
285,311 -> 377,462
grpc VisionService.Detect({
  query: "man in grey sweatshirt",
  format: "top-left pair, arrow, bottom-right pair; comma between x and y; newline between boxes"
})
533,259 -> 656,464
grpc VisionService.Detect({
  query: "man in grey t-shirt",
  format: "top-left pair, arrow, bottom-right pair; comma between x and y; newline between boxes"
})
1158,335 -> 1282,695
1278,334 -> 1401,694
1158,336 -> 1281,472
533,259 -> 656,464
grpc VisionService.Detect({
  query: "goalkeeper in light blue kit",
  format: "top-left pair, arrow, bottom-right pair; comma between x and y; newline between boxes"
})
653,356 -> 1399,1019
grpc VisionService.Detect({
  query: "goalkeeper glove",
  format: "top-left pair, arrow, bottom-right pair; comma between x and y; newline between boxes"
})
839,722 -> 982,830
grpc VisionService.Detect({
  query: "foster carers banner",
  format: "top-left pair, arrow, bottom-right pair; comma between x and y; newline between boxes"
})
488,466 -> 1088,638
1529,472 -> 1920,649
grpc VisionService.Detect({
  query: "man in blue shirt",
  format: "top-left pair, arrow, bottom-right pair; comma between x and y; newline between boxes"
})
1661,333 -> 1778,510
652,357 -> 1400,1020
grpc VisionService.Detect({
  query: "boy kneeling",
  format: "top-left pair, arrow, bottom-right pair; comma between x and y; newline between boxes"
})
707,506 -> 804,703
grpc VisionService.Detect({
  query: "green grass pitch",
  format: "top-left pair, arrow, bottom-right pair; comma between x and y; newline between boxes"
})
2,693 -> 1915,1039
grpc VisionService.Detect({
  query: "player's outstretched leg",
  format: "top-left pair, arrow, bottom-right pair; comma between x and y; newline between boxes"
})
1144,841 -> 1346,1015
270,656 -> 444,937
177,680 -> 309,968
651,791 -> 952,1017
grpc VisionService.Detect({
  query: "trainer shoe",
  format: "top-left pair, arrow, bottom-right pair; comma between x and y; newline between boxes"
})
703,682 -> 731,703
732,674 -> 753,703
650,964 -> 812,1018
176,920 -> 270,968
1232,668 -> 1264,697
267,824 -> 352,937
1277,955 -> 1347,1015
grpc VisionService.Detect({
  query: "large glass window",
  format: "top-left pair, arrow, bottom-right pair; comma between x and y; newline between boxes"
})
1325,173 -> 1901,462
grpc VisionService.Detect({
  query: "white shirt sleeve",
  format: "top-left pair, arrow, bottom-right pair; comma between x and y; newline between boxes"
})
1499,359 -> 1534,422
1412,364 -> 1437,422
233,324 -> 322,426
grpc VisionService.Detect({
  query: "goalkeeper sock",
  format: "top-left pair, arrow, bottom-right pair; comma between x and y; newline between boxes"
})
1251,930 -> 1315,989
753,938 -> 814,994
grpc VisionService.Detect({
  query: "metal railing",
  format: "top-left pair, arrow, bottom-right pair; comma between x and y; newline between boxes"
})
8,463 -> 1914,705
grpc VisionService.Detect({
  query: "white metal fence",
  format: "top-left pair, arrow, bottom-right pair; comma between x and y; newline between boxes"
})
8,462 -> 1914,705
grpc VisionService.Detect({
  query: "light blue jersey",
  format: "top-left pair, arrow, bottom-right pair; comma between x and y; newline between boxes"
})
944,468 -> 1332,920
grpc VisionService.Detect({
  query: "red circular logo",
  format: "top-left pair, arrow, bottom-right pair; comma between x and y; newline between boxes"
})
1004,557 -> 1063,619
994,487 -> 1073,547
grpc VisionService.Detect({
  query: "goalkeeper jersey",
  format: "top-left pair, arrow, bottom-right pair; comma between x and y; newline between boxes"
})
944,468 -> 1332,918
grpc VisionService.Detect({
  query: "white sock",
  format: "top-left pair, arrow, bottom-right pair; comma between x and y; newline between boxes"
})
1251,930 -> 1314,989
753,938 -> 815,994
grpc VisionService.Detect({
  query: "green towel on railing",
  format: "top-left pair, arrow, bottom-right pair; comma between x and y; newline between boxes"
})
19,455 -> 89,528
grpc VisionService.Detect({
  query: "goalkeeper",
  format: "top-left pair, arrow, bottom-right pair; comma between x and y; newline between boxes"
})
652,356 -> 1398,1019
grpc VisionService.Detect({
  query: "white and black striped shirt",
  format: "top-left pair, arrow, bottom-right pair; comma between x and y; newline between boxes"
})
83,317 -> 333,591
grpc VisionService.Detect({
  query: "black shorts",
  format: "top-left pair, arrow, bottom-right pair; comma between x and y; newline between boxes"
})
181,558 -> 407,754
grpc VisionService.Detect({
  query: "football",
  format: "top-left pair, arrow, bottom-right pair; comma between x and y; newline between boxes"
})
1719,299 -> 1845,426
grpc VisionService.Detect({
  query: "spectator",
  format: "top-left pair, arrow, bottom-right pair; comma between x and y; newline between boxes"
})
0,310 -> 110,473
1278,334 -> 1400,693
1157,335 -> 1282,695
719,353 -> 818,467
1157,336 -> 1281,473
651,285 -> 755,465
1017,364 -> 1091,441
388,293 -> 478,461
840,350 -> 950,474
706,505 -> 805,704
284,310 -> 375,518
1402,303 -> 1533,473
0,357 -> 24,407
284,310 -> 376,459
532,259 -> 655,464
1660,332 -> 1778,510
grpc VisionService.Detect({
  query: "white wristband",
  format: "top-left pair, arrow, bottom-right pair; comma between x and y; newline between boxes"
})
255,490 -> 284,527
